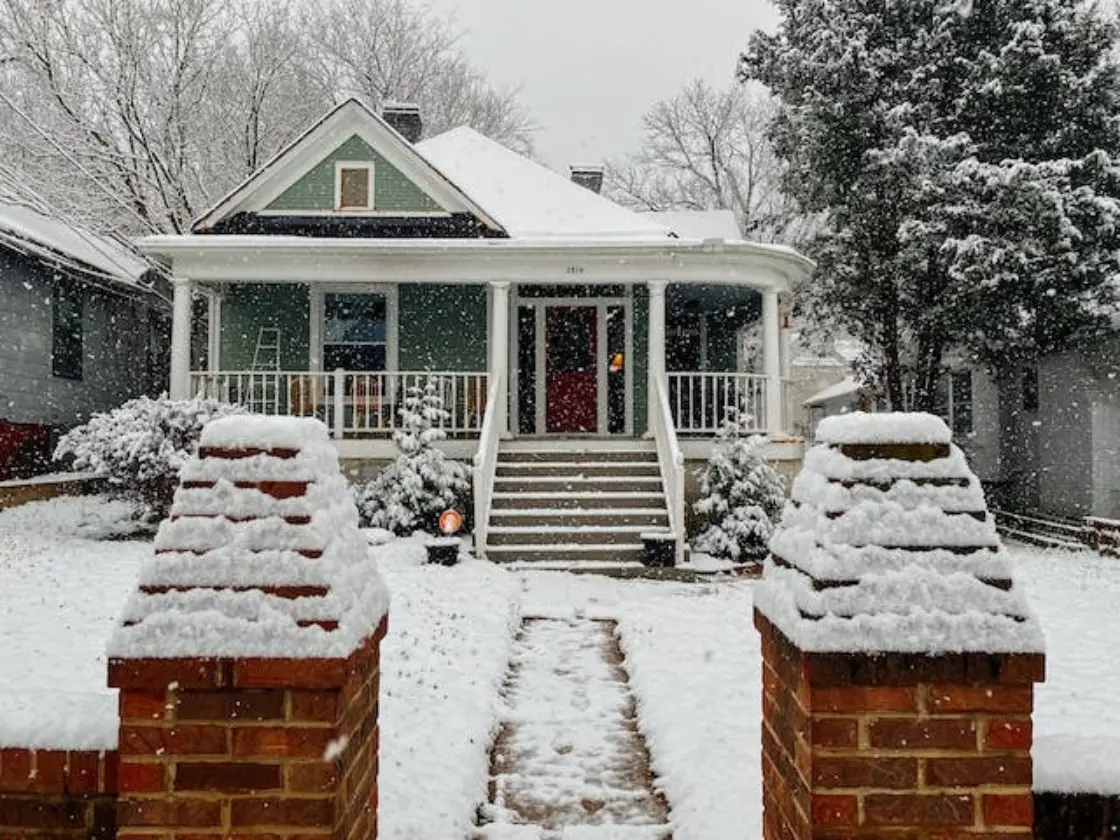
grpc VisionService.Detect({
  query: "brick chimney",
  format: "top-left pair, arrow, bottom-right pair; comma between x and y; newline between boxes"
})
570,165 -> 604,194
755,412 -> 1045,840
382,102 -> 422,143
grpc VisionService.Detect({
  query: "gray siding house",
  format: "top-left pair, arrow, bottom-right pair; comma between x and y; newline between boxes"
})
986,345 -> 1120,519
0,202 -> 169,477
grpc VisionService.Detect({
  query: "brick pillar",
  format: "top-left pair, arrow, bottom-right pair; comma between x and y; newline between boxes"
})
106,417 -> 388,840
109,620 -> 385,839
0,748 -> 117,839
757,614 -> 1042,838
757,414 -> 1045,839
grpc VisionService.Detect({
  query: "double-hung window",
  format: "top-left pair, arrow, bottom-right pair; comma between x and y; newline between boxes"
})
323,293 -> 387,371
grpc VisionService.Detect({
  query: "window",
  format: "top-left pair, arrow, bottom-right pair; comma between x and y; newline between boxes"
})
323,293 -> 386,371
950,370 -> 973,435
337,164 -> 373,210
1022,365 -> 1039,413
52,281 -> 83,380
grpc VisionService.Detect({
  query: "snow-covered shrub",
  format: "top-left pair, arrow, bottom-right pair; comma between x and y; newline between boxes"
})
354,378 -> 471,535
692,404 -> 786,563
54,396 -> 244,520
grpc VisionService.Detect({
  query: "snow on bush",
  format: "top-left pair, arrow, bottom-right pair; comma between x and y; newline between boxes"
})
692,405 -> 785,562
354,378 -> 471,535
54,396 -> 244,520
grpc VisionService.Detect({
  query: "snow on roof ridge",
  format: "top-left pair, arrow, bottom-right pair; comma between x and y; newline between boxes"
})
109,418 -> 388,660
755,415 -> 1044,655
416,126 -> 675,240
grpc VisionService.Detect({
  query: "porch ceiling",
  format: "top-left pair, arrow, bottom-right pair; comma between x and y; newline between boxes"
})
136,235 -> 815,292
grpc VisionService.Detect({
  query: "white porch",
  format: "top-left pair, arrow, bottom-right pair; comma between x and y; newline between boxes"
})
143,235 -> 814,560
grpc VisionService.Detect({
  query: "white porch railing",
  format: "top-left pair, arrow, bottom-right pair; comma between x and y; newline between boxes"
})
189,370 -> 489,439
667,372 -> 771,434
472,371 -> 505,558
650,371 -> 686,565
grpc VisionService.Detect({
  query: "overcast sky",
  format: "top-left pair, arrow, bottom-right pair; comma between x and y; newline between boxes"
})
426,0 -> 781,169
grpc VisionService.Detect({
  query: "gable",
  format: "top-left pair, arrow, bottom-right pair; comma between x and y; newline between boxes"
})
266,135 -> 442,214
191,98 -> 504,235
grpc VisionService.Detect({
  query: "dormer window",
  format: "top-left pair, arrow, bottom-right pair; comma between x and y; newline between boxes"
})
336,162 -> 373,211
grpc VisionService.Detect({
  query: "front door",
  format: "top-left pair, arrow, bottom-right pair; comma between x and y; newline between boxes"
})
545,306 -> 597,432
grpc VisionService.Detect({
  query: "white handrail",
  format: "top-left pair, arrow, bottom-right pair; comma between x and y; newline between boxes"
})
472,371 -> 505,559
650,371 -> 686,565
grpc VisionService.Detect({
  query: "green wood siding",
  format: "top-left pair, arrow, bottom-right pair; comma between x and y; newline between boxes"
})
266,135 -> 442,213
220,284 -> 310,370
399,284 -> 487,370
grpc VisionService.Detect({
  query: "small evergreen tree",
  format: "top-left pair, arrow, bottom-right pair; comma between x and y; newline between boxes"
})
355,378 -> 471,535
693,404 -> 786,562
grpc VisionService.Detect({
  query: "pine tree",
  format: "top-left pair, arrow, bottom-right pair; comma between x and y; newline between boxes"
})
693,404 -> 786,562
355,378 -> 471,535
742,0 -> 1120,408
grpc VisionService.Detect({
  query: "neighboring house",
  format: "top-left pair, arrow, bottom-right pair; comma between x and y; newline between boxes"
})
0,201 -> 169,479
979,343 -> 1120,519
136,99 -> 814,563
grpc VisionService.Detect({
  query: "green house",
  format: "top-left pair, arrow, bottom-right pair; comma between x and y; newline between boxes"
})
139,99 -> 813,564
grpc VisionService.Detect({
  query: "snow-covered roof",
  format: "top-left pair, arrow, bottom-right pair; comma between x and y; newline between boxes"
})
640,209 -> 742,241
0,201 -> 151,289
416,127 -> 674,240
754,413 -> 1044,655
803,377 -> 864,407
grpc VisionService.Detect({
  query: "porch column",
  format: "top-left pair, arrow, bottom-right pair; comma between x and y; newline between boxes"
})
648,280 -> 667,379
170,276 -> 193,400
206,291 -> 222,373
762,290 -> 782,433
489,280 -> 511,435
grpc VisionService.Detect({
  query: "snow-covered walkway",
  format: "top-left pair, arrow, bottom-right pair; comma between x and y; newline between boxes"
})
478,618 -> 670,839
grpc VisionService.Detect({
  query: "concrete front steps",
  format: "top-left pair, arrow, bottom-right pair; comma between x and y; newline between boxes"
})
484,440 -> 670,566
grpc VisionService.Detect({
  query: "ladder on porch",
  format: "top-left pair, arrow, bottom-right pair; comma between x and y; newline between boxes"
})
251,327 -> 281,371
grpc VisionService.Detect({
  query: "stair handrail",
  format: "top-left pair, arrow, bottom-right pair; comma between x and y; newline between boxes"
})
472,371 -> 505,558
650,370 -> 686,564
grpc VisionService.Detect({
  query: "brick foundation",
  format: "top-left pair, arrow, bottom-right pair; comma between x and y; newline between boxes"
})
758,612 -> 1044,839
0,748 -> 117,838
108,615 -> 385,840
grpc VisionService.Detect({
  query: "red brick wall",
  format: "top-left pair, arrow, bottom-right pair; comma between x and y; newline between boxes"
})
0,747 -> 118,838
758,611 -> 1042,839
108,615 -> 385,840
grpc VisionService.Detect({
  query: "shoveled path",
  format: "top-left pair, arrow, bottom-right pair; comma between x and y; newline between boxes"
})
474,618 -> 671,840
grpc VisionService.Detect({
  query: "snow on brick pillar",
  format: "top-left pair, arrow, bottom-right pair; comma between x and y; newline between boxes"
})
106,416 -> 389,840
754,412 -> 1045,840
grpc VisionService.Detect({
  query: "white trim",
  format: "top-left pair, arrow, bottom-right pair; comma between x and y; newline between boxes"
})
333,161 -> 374,211
596,305 -> 608,434
137,235 -> 811,291
191,98 -> 505,233
206,292 -> 222,373
310,284 -> 399,373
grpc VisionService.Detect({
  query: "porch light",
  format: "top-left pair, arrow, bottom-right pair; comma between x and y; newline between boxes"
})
439,509 -> 463,535
609,352 -> 624,373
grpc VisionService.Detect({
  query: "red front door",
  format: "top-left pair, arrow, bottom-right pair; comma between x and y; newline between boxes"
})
546,306 -> 597,433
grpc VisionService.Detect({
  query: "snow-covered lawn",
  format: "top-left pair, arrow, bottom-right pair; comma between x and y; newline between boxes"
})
1,495 -> 1118,838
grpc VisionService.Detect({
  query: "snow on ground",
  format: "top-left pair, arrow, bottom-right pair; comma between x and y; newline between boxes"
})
1014,543 -> 1120,795
377,537 -> 521,840
1,493 -> 1118,834
0,495 -> 147,749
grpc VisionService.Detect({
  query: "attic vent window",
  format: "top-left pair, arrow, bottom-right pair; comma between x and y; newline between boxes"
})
336,163 -> 373,211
